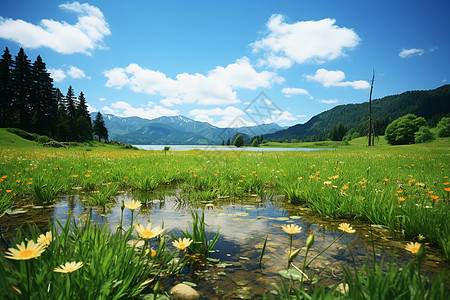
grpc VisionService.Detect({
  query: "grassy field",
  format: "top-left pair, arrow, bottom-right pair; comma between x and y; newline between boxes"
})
0,128 -> 449,298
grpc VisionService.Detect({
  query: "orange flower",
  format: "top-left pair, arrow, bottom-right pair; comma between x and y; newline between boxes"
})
430,195 -> 439,201
444,187 -> 450,192
398,197 -> 405,201
72,175 -> 78,178
342,185 -> 348,190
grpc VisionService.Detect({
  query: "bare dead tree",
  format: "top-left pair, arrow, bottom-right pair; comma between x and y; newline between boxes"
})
368,70 -> 375,146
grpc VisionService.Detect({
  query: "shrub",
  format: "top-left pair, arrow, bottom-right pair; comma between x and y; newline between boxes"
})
436,117 -> 450,137
414,126 -> 435,143
385,114 -> 427,145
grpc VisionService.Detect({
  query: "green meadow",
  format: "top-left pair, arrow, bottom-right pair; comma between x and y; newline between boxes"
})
0,128 -> 449,299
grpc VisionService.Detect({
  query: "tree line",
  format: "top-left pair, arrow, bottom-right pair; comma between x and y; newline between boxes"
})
0,47 -> 108,142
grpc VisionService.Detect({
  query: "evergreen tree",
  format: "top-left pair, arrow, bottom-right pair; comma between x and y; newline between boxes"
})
55,88 -> 70,141
30,55 -> 57,137
226,138 -> 230,146
12,48 -> 32,131
65,86 -> 77,140
76,91 -> 93,141
92,112 -> 108,142
0,47 -> 14,127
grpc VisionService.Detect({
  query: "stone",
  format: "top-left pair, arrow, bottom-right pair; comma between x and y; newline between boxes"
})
169,283 -> 200,300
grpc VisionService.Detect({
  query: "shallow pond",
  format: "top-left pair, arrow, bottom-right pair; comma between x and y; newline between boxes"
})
1,188 -> 447,299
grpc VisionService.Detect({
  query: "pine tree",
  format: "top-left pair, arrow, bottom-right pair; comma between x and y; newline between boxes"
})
76,91 -> 93,141
233,134 -> 244,147
30,55 -> 57,136
55,88 -> 70,141
65,86 -> 77,140
92,112 -> 108,142
0,47 -> 14,127
12,48 -> 32,131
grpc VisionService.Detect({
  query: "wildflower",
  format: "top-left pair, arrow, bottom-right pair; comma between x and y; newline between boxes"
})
134,223 -> 164,240
338,223 -> 356,233
282,224 -> 302,235
445,187 -> 450,192
6,190 -> 12,193
151,249 -> 156,257
172,237 -> 193,250
72,175 -> 78,178
405,242 -> 421,254
398,197 -> 405,201
5,241 -> 46,260
342,185 -> 348,190
37,231 -> 52,246
323,181 -> 332,185
124,200 -> 142,212
54,261 -> 83,273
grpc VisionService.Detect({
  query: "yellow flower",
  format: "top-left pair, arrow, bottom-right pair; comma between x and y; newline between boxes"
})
134,223 -> 164,240
282,224 -> 302,235
5,240 -> 46,260
405,242 -> 421,254
338,223 -> 356,233
54,261 -> 83,273
172,237 -> 193,250
37,231 -> 52,246
125,200 -> 142,212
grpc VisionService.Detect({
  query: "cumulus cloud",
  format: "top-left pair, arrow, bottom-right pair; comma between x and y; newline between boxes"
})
48,65 -> 88,81
281,87 -> 312,98
399,48 -> 424,58
101,101 -> 179,120
86,103 -> 97,113
189,106 -> 249,127
319,99 -> 338,104
251,15 -> 360,68
0,2 -> 110,55
48,68 -> 66,82
104,57 -> 283,106
306,68 -> 370,89
67,65 -> 88,79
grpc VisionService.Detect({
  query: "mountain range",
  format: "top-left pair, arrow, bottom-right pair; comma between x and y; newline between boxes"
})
95,114 -> 285,145
95,84 -> 450,145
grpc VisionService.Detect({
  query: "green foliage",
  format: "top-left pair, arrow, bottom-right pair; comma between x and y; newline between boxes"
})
414,126 -> 435,143
92,112 -> 109,142
233,134 -> 244,147
385,114 -> 427,145
0,216 -> 180,299
436,116 -> 450,137
328,124 -> 347,141
179,210 -> 219,256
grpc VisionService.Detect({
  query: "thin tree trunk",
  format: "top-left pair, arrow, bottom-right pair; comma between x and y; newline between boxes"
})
368,70 -> 375,146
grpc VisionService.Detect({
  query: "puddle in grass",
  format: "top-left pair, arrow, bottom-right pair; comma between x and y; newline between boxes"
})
1,188 -> 448,299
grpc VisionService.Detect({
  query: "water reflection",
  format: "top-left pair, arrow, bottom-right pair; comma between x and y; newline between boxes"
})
1,189 -> 447,299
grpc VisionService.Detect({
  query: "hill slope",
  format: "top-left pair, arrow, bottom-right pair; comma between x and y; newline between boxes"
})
266,84 -> 450,141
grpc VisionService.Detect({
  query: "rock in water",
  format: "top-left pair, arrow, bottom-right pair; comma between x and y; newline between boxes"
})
169,283 -> 200,300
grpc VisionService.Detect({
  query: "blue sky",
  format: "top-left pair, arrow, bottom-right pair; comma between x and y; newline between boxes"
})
1,0 -> 448,127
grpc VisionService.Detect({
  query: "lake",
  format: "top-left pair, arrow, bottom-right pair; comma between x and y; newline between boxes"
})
134,145 -> 334,151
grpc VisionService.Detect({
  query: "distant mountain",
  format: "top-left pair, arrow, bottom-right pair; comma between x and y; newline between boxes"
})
92,114 -> 285,145
265,84 -> 450,142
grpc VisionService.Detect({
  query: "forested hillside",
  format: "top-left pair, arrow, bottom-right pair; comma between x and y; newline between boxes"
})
266,84 -> 450,142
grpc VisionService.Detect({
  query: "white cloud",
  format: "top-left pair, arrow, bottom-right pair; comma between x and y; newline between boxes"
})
297,114 -> 307,118
319,99 -> 338,104
0,2 -> 110,55
306,68 -> 370,89
272,110 -> 297,121
281,87 -> 312,98
399,48 -> 424,58
251,15 -> 360,68
104,57 -> 283,106
48,68 -> 66,82
86,103 -> 97,113
99,97 -> 106,102
188,106 -> 252,128
67,65 -> 88,79
102,101 -> 179,120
